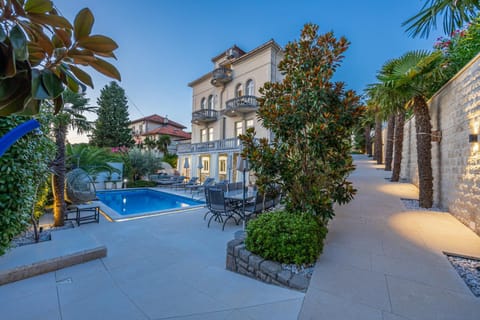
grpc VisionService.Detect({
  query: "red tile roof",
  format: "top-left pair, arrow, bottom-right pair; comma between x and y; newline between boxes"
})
143,125 -> 191,140
130,114 -> 186,129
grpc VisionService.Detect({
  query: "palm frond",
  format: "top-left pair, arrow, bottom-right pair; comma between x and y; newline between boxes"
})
403,0 -> 480,38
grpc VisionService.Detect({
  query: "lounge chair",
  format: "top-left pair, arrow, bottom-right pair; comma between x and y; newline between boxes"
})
173,177 -> 198,190
186,177 -> 215,196
157,175 -> 186,186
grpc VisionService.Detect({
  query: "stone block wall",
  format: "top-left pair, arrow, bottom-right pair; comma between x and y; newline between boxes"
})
226,238 -> 309,291
400,53 -> 480,235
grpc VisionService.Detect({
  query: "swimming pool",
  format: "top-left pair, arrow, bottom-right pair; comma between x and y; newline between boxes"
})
96,189 -> 204,221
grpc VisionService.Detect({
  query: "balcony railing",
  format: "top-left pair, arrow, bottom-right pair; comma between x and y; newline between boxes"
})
177,138 -> 241,154
224,95 -> 258,117
192,109 -> 219,124
211,67 -> 232,86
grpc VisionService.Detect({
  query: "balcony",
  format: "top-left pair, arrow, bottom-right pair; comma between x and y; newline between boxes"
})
177,138 -> 241,154
211,67 -> 232,86
192,109 -> 219,124
224,95 -> 258,117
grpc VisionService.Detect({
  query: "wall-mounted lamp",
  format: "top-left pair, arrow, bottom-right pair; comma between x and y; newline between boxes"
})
469,134 -> 479,143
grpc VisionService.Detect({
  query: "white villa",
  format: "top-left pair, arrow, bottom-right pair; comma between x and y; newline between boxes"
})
176,40 -> 283,182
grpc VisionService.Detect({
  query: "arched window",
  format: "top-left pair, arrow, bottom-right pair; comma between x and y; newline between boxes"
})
235,84 -> 243,97
246,79 -> 254,96
207,95 -> 214,109
200,97 -> 206,109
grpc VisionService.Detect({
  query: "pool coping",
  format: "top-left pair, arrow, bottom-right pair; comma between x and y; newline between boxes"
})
96,188 -> 206,222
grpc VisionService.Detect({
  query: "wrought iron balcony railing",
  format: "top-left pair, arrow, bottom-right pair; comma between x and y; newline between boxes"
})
224,95 -> 258,117
211,67 -> 233,86
177,138 -> 242,154
192,109 -> 219,124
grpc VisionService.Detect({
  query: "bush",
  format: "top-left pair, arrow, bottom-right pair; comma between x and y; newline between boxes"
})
127,180 -> 157,188
245,211 -> 327,265
0,115 -> 55,255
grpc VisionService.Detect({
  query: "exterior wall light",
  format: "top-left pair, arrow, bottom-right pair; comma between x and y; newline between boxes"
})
469,134 -> 479,143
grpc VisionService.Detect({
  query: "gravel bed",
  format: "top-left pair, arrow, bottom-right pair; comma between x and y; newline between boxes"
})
400,198 -> 448,212
446,254 -> 480,297
10,222 -> 75,248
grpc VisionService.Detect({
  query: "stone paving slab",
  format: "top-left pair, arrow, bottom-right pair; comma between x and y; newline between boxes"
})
0,228 -> 106,285
299,155 -> 480,320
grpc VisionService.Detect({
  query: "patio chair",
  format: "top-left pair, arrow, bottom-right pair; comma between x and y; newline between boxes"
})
244,192 -> 265,222
206,188 -> 239,230
227,182 -> 243,191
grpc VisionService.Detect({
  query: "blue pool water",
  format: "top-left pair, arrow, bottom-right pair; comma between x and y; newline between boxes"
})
96,189 -> 204,216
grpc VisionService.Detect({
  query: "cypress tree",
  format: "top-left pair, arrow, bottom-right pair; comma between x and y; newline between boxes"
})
90,82 -> 134,148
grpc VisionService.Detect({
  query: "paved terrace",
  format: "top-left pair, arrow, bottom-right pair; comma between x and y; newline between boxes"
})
300,155 -> 480,320
0,155 -> 479,319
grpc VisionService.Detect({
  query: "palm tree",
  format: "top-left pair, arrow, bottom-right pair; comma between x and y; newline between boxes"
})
143,136 -> 157,151
380,50 -> 445,207
156,135 -> 171,155
51,90 -> 95,226
369,60 -> 410,176
403,0 -> 480,38
66,144 -> 119,176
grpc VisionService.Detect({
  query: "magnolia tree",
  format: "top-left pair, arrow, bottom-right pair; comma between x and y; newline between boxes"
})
240,24 -> 363,224
0,0 -> 120,115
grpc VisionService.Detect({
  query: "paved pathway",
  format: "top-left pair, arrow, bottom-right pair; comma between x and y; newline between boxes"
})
299,155 -> 480,320
0,207 -> 303,319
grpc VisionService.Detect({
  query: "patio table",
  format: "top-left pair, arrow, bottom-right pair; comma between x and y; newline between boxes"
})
224,190 -> 256,223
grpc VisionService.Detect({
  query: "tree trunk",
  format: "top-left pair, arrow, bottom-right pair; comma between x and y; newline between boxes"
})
365,125 -> 372,156
374,114 -> 383,164
413,96 -> 433,208
391,111 -> 405,182
384,115 -> 395,171
52,124 -> 67,226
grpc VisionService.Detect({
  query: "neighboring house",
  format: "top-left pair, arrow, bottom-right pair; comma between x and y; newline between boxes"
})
129,114 -> 191,154
177,40 -> 283,182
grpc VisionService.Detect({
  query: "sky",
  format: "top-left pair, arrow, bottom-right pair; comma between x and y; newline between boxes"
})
54,0 -> 444,142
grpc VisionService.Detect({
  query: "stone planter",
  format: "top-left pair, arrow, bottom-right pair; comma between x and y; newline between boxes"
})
104,181 -> 113,190
226,232 -> 310,291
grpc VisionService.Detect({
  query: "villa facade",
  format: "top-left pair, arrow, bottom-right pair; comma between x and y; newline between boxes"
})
129,114 -> 191,154
176,40 -> 283,182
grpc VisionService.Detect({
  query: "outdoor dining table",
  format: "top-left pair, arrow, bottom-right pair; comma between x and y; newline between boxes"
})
224,189 -> 256,224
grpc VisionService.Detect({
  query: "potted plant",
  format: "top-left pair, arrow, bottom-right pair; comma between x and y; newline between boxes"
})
104,172 -> 113,190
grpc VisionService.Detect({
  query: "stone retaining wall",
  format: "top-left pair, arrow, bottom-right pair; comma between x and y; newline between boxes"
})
400,53 -> 480,235
226,238 -> 309,291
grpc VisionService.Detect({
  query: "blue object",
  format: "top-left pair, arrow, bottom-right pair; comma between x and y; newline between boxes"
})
96,189 -> 204,216
0,119 -> 41,157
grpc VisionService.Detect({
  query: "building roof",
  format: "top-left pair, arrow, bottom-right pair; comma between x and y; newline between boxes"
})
142,126 -> 191,140
130,114 -> 186,129
210,44 -> 246,62
188,39 -> 283,87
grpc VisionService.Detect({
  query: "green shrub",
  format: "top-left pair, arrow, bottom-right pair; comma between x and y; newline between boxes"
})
127,180 -> 157,188
0,115 -> 55,255
245,211 -> 327,265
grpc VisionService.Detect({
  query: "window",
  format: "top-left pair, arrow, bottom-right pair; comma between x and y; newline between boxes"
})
200,128 -> 207,142
246,79 -> 254,96
235,121 -> 243,137
208,128 -> 214,142
246,119 -> 254,129
201,156 -> 209,173
219,156 -> 227,174
208,95 -> 214,109
200,97 -> 206,109
235,84 -> 243,97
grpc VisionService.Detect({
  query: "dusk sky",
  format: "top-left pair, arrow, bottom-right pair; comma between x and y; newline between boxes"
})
55,0 -> 444,142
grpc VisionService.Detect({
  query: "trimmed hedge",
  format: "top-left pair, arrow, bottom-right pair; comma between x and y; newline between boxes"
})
0,115 -> 55,255
127,180 -> 157,188
245,210 -> 327,265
